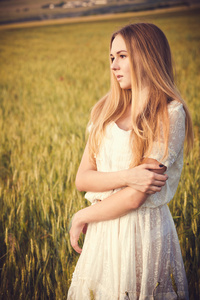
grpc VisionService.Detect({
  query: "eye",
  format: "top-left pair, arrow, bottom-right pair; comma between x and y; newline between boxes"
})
120,54 -> 127,59
110,56 -> 115,63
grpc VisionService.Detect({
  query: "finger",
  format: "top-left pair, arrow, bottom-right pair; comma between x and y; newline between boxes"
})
153,180 -> 166,187
144,163 -> 167,170
153,173 -> 168,181
73,244 -> 82,254
151,186 -> 162,192
70,237 -> 82,254
146,186 -> 162,194
151,168 -> 167,175
146,190 -> 156,194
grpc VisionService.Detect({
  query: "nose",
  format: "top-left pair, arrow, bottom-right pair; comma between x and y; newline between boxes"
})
111,59 -> 120,71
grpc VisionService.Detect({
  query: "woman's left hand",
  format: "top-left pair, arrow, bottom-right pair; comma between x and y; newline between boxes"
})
69,211 -> 87,254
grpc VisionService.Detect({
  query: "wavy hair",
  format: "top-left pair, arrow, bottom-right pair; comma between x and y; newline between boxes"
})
88,23 -> 193,167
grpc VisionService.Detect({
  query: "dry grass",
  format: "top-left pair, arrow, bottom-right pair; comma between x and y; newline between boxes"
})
0,8 -> 199,299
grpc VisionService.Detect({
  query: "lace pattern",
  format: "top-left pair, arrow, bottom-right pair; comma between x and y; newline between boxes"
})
68,101 -> 189,299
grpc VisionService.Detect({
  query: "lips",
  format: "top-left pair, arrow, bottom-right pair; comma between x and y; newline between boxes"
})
116,75 -> 123,81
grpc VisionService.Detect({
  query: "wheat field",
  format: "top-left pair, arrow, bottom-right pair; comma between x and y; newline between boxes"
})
0,8 -> 199,299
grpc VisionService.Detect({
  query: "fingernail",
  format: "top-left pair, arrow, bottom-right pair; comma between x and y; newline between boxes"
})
159,164 -> 164,167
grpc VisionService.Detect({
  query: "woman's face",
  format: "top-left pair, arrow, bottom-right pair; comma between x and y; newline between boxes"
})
110,34 -> 132,90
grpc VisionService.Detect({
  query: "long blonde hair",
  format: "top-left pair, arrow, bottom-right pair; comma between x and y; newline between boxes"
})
88,23 -> 193,167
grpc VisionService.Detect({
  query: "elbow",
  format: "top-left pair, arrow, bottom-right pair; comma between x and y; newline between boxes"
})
128,190 -> 147,210
130,199 -> 144,210
75,175 -> 85,192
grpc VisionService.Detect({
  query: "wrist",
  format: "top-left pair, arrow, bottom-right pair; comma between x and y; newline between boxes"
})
120,168 -> 133,187
118,169 -> 127,186
75,210 -> 86,226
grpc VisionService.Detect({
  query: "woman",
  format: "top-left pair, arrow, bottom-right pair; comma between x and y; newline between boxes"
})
67,23 -> 193,299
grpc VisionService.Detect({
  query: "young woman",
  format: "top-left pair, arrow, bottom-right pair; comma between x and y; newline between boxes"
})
67,23 -> 193,299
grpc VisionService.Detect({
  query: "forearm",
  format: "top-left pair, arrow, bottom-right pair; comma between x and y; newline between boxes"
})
76,169 -> 127,192
76,144 -> 167,194
76,187 -> 148,224
70,184 -> 149,253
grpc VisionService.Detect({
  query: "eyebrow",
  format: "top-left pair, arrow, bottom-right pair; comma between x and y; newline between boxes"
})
110,50 -> 127,56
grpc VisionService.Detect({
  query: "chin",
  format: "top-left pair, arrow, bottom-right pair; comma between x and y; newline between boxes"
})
119,82 -> 132,89
120,85 -> 132,90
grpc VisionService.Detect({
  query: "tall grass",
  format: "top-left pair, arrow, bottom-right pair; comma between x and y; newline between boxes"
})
0,9 -> 199,299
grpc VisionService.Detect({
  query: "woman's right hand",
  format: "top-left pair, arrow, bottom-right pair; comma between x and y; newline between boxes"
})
124,158 -> 168,194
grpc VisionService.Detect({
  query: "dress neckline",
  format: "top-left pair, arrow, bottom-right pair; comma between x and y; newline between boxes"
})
113,122 -> 132,133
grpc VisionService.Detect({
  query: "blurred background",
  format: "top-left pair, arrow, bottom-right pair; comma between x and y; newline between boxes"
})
0,1 -> 200,299
0,0 -> 199,24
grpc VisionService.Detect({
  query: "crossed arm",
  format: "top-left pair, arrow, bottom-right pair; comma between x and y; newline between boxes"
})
70,141 -> 168,253
76,142 -> 167,194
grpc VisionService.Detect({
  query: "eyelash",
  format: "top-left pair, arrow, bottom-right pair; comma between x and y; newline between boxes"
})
110,55 -> 127,62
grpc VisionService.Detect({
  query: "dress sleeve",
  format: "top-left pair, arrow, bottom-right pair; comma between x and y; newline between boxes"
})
146,102 -> 185,168
142,102 -> 186,208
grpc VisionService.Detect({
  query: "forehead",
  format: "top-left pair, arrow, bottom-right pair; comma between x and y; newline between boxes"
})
110,34 -> 127,54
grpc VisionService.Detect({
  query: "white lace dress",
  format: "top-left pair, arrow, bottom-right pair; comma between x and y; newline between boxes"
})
67,101 -> 189,300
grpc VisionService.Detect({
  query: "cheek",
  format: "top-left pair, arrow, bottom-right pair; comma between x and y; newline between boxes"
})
125,63 -> 132,89
124,62 -> 131,78
126,66 -> 131,82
